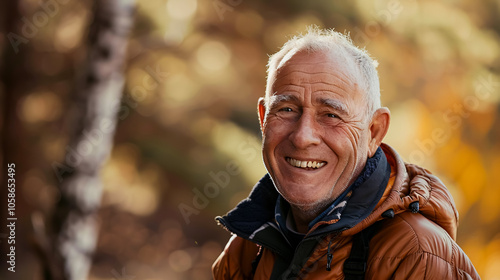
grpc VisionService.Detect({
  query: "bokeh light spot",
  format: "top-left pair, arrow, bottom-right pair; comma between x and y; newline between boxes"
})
196,41 -> 231,71
168,250 -> 193,272
166,0 -> 197,20
19,91 -> 62,123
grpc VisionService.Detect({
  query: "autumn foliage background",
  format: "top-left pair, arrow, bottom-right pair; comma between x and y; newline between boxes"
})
1,0 -> 500,279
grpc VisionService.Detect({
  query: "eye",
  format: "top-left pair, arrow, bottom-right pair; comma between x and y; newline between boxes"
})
327,113 -> 338,118
279,107 -> 293,112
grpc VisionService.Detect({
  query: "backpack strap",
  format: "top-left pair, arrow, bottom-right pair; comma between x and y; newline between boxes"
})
251,245 -> 263,276
343,222 -> 381,280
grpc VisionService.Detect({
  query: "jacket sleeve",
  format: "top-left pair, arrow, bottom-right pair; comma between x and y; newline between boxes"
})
393,249 -> 479,280
368,213 -> 480,280
212,235 -> 260,280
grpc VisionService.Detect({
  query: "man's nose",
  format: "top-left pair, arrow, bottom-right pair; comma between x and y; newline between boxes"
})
289,111 -> 321,149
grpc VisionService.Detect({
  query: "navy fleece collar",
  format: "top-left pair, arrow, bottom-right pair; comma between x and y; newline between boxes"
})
308,147 -> 384,228
216,174 -> 278,237
216,147 -> 390,239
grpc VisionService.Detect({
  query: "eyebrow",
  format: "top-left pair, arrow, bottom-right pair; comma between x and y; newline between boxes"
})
268,94 -> 349,116
318,98 -> 349,116
268,94 -> 299,108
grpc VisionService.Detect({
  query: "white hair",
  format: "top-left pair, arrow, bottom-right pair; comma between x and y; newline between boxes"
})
265,26 -> 381,119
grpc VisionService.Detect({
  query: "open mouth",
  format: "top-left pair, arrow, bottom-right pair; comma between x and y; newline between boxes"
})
286,157 -> 326,169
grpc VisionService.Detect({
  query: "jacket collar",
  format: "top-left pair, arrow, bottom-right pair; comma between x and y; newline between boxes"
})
216,173 -> 278,238
216,147 -> 391,239
308,147 -> 390,236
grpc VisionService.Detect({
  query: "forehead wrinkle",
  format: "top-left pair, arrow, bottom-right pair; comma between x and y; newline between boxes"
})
309,74 -> 355,89
310,83 -> 350,96
274,83 -> 304,92
276,54 -> 358,78
276,69 -> 354,81
274,69 -> 356,90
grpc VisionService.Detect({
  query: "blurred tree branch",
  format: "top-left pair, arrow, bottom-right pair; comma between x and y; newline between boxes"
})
31,0 -> 136,279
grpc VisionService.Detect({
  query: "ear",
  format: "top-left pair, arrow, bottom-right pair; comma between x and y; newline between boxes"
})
258,97 -> 266,131
368,107 -> 390,157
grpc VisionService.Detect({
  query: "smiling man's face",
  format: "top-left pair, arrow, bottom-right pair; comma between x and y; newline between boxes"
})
259,50 -> 378,214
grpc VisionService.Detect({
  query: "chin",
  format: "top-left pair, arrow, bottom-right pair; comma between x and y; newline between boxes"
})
287,196 -> 332,216
281,189 -> 331,209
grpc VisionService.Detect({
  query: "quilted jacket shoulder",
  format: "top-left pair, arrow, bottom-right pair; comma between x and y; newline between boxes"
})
213,143 -> 480,279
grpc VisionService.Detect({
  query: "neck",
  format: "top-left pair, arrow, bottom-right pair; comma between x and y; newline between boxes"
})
289,203 -> 329,233
286,178 -> 357,234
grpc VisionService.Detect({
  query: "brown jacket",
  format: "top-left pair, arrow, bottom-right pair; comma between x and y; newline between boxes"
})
213,144 -> 480,279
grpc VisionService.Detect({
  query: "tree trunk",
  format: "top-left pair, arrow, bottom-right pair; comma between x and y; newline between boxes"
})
0,0 -> 24,278
34,0 -> 135,279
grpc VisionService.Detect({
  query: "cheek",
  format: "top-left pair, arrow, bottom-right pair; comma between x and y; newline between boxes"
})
324,126 -> 358,151
332,124 -> 368,150
354,127 -> 371,151
262,123 -> 282,160
263,119 -> 290,144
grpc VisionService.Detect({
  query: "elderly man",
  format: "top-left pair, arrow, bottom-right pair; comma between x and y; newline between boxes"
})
212,28 -> 479,279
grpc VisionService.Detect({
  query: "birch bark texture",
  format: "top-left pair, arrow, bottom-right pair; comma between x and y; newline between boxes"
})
36,0 -> 136,279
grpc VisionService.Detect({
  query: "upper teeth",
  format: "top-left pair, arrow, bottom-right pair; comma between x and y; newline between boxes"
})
286,158 -> 326,169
